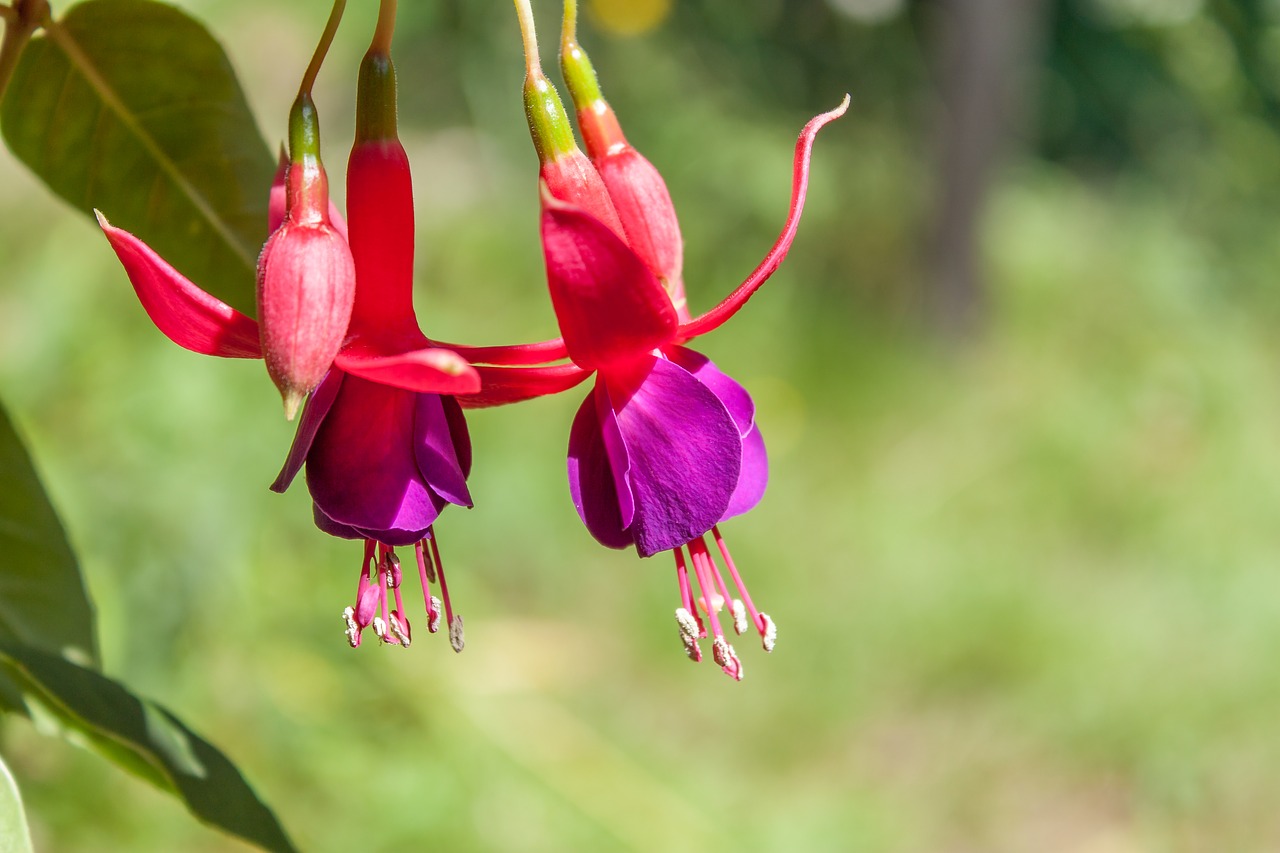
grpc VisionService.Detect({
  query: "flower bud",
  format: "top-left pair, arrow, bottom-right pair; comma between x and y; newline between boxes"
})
256,93 -> 356,419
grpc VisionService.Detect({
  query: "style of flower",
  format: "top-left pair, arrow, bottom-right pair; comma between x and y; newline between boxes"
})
97,43 -> 478,653
476,0 -> 848,679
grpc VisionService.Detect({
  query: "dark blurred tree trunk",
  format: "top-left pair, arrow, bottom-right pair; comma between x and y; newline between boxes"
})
923,0 -> 1049,336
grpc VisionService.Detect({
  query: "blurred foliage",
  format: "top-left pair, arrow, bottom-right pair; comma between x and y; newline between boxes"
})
5,0 -> 1280,849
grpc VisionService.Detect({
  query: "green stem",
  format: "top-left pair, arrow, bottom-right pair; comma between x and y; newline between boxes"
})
0,0 -> 49,103
512,0 -> 542,76
560,0 -> 577,53
370,0 -> 396,54
298,0 -> 346,97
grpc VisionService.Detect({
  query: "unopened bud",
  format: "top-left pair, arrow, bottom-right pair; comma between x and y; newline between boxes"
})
257,94 -> 355,419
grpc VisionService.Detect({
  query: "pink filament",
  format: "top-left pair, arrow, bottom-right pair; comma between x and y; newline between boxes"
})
713,525 -> 766,636
429,527 -> 456,628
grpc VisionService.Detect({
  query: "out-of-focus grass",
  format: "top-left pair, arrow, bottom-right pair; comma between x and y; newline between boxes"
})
5,1 -> 1280,851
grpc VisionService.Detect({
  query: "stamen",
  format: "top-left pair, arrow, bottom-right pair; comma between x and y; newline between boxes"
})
352,539 -> 378,627
388,611 -> 411,647
372,615 -> 389,643
419,538 -> 438,585
384,552 -> 402,589
674,608 -> 703,662
712,525 -> 776,651
712,637 -> 744,681
688,543 -> 728,646
696,535 -> 735,610
449,615 -> 465,653
341,606 -> 361,648
427,596 -> 443,634
759,613 -> 777,653
731,600 -> 748,636
430,528 -> 461,643
674,547 -> 706,639
414,540 -> 440,632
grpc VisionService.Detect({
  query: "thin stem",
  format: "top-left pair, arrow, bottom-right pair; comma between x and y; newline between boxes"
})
512,0 -> 542,76
370,0 -> 397,54
561,0 -> 578,50
298,0 -> 346,97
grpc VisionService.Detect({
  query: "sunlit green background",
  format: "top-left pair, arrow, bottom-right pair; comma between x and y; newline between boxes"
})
6,0 -> 1280,849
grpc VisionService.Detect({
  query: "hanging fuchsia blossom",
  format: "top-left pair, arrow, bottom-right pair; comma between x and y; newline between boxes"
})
98,19 -> 477,652
469,0 -> 847,679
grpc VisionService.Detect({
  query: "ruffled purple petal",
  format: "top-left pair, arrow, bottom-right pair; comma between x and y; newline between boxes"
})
567,382 -> 634,549
604,356 -> 741,557
724,424 -> 768,520
305,375 -> 442,536
414,393 -> 472,509
271,369 -> 344,493
664,346 -> 755,437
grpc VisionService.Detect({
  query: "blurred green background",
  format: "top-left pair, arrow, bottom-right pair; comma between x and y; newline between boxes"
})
7,0 -> 1280,849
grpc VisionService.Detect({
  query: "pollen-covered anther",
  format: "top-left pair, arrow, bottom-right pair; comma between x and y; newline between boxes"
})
383,553 -> 402,589
427,596 -> 442,634
372,615 -> 389,643
388,611 -> 411,647
341,606 -> 361,648
759,613 -> 777,653
675,607 -> 703,662
731,600 -> 747,635
712,637 -> 744,681
449,615 -> 465,653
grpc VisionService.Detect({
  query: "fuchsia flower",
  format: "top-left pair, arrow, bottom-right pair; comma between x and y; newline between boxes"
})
98,37 -> 478,652
478,1 -> 848,679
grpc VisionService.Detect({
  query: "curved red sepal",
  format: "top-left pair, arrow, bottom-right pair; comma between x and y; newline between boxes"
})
677,95 -> 850,340
458,363 -> 590,409
540,183 -> 677,370
334,339 -> 480,395
435,337 -> 569,366
96,211 -> 262,358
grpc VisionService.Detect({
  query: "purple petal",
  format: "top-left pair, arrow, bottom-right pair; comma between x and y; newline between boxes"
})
442,396 -> 473,478
414,394 -> 472,509
724,424 -> 769,519
567,383 -> 634,549
312,503 -> 363,539
271,370 -> 344,493
595,383 -> 636,530
305,375 -> 442,536
604,356 -> 741,557
664,346 -> 755,436
312,503 -> 429,547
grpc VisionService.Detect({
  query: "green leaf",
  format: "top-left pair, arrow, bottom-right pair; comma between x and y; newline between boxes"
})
0,400 -> 97,669
0,0 -> 274,312
0,643 -> 296,853
0,753 -> 35,853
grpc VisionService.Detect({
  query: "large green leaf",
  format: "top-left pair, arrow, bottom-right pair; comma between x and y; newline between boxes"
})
0,0 -> 274,312
0,643 -> 296,853
0,401 -> 97,670
0,753 -> 34,853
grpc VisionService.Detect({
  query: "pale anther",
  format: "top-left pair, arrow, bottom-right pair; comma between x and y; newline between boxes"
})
449,615 -> 466,653
731,600 -> 748,635
760,613 -> 777,653
341,606 -> 360,648
427,596 -> 442,633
